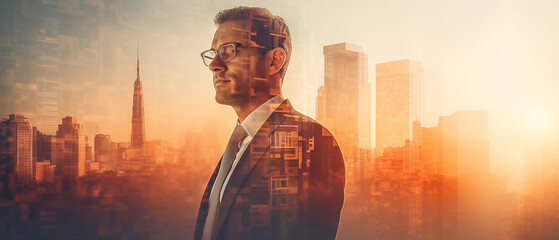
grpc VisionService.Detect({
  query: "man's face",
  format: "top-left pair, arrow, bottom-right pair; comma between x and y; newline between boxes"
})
208,19 -> 266,107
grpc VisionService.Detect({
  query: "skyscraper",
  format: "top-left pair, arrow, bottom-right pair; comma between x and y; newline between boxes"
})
419,110 -> 491,240
438,110 -> 489,177
316,42 -> 370,189
375,59 -> 422,157
0,114 -> 34,187
131,47 -> 145,148
94,134 -> 116,172
440,110 -> 491,240
53,116 -> 86,178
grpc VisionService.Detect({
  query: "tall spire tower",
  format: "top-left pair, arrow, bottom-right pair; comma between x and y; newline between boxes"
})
131,45 -> 145,148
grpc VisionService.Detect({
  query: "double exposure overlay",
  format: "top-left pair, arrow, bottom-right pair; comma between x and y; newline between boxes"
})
1,0 -> 558,240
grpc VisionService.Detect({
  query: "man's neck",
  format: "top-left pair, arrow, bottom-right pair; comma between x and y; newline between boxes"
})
233,95 -> 280,123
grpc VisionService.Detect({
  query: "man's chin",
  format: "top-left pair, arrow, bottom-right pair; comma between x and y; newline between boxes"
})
214,95 -> 233,106
214,94 -> 248,107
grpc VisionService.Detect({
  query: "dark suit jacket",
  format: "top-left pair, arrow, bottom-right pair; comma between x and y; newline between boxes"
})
194,100 -> 345,240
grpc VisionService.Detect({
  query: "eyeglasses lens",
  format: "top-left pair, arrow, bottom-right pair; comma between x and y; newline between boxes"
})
219,44 -> 236,62
202,51 -> 215,66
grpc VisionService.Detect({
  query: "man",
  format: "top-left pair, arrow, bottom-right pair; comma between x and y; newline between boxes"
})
194,6 -> 345,240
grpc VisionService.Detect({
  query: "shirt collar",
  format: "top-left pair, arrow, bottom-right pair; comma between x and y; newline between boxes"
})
238,95 -> 285,138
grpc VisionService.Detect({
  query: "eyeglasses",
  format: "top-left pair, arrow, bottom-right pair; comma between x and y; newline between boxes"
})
201,43 -> 242,67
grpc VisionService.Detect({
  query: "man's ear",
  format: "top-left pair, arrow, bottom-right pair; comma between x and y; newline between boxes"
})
268,47 -> 286,75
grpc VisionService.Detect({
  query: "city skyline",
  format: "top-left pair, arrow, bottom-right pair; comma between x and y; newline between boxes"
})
0,38 -> 555,193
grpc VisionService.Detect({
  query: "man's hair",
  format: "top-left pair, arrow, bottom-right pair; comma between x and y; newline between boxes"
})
214,6 -> 291,80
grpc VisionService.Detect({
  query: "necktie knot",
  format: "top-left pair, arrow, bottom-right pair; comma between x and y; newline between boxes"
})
230,124 -> 248,147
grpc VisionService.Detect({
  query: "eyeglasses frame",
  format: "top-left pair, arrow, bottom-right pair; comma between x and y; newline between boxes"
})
200,42 -> 242,67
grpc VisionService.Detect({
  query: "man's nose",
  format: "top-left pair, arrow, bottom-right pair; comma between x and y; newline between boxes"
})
209,57 -> 226,72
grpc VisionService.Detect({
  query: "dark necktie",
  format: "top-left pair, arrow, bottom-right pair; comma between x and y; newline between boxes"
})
202,124 -> 248,240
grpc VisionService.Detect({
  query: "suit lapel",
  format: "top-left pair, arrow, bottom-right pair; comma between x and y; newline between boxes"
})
214,99 -> 294,238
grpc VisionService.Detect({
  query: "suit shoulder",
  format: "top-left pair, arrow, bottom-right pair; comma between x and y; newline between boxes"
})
285,110 -> 340,148
288,110 -> 322,128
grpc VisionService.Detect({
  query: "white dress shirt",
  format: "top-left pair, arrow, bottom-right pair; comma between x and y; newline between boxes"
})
219,95 -> 285,201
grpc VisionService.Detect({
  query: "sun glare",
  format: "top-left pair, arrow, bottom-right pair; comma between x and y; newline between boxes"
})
526,104 -> 552,133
